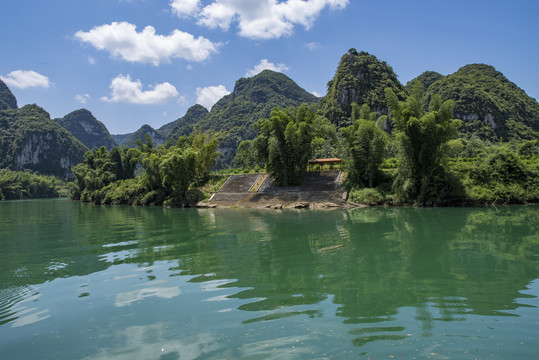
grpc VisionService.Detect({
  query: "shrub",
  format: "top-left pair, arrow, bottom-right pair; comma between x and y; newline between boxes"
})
348,188 -> 385,205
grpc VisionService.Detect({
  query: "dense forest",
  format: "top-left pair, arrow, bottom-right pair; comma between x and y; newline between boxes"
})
70,132 -> 221,206
1,49 -> 537,205
0,169 -> 63,200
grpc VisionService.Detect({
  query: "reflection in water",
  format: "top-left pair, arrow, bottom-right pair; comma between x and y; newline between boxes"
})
114,286 -> 181,307
0,200 -> 538,359
83,323 -> 219,360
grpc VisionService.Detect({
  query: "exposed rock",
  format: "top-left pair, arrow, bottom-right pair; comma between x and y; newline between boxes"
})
1,105 -> 87,178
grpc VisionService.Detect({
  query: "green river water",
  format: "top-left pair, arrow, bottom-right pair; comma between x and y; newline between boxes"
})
0,199 -> 538,359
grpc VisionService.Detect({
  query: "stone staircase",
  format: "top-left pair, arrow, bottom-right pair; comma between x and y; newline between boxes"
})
217,174 -> 260,193
300,171 -> 341,191
203,171 -> 345,208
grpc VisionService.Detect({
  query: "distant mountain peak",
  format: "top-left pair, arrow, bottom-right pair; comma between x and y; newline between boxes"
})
113,124 -> 166,148
319,50 -> 406,126
425,63 -> 539,141
185,69 -> 319,167
55,109 -> 117,150
164,104 -> 210,143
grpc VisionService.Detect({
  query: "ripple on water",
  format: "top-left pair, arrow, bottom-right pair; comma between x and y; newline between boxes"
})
0,286 -> 49,327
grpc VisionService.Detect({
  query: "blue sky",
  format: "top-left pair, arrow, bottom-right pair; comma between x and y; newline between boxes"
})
1,0 -> 538,134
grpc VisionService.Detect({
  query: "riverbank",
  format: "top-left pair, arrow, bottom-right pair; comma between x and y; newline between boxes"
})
197,190 -> 349,209
197,171 -> 350,209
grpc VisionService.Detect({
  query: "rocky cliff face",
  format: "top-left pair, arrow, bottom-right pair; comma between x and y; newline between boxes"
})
1,105 -> 88,178
319,49 -> 406,126
55,109 -> 117,150
13,132 -> 83,178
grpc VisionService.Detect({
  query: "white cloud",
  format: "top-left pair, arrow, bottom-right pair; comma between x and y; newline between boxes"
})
196,85 -> 230,109
170,0 -> 200,17
1,70 -> 51,89
311,91 -> 322,97
101,75 -> 179,104
178,95 -> 189,106
246,59 -> 289,77
75,21 -> 220,65
88,56 -> 96,64
175,0 -> 349,40
305,41 -> 320,50
75,94 -> 91,104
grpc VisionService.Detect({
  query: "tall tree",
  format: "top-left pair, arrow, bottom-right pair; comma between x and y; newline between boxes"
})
342,104 -> 388,188
255,105 -> 327,186
386,84 -> 462,203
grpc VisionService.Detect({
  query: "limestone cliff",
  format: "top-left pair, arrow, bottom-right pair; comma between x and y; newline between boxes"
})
0,105 -> 88,178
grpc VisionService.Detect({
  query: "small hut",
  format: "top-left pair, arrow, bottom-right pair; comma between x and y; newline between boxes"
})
308,158 -> 342,172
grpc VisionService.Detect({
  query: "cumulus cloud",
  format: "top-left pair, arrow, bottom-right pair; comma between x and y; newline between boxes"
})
246,59 -> 289,77
196,85 -> 230,109
170,0 -> 201,17
101,75 -> 179,104
75,94 -> 91,104
1,70 -> 51,89
174,0 -> 349,40
75,21 -> 220,65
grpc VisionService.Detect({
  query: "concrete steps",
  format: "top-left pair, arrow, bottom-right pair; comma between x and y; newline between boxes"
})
217,174 -> 260,193
300,171 -> 341,191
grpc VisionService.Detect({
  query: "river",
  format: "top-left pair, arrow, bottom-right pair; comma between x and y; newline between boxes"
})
0,199 -> 538,359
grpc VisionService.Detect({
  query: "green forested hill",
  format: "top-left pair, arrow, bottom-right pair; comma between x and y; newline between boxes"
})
117,124 -> 166,148
405,71 -> 443,93
165,104 -> 209,143
0,79 -> 17,110
55,109 -> 117,150
193,70 -> 319,165
424,64 -> 539,141
319,49 -> 407,126
0,105 -> 88,178
158,119 -> 177,138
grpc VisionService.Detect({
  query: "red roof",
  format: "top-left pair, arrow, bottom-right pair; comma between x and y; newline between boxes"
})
308,158 -> 342,163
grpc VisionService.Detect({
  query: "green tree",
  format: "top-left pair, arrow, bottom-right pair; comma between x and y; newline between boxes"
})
233,140 -> 263,169
188,130 -> 221,185
386,85 -> 462,203
342,104 -> 388,188
160,147 -> 198,204
255,105 -> 320,186
71,131 -> 221,206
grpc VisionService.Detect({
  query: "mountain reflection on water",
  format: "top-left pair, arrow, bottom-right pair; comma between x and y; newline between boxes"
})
0,200 -> 538,359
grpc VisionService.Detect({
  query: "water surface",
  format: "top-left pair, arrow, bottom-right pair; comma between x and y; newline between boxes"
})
0,199 -> 538,359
